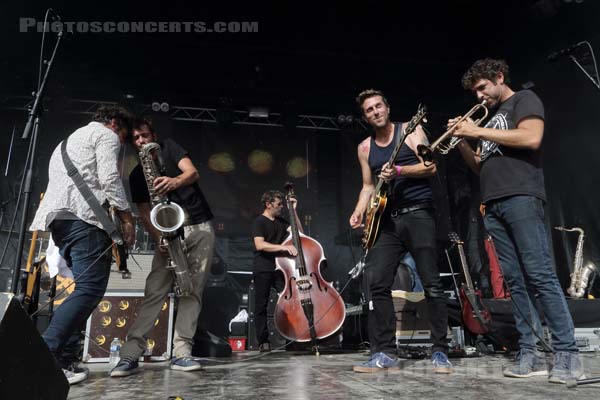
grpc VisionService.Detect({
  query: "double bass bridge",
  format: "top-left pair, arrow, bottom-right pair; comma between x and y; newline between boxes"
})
296,279 -> 313,292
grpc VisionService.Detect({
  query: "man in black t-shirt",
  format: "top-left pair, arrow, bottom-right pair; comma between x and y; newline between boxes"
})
111,117 -> 215,377
453,58 -> 583,384
251,190 -> 300,352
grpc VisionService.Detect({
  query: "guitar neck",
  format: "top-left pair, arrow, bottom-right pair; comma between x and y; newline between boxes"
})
457,243 -> 475,290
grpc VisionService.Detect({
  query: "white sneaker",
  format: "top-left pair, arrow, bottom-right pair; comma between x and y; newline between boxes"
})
63,368 -> 87,385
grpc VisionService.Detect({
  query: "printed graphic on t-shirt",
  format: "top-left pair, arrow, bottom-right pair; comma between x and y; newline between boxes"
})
480,113 -> 508,162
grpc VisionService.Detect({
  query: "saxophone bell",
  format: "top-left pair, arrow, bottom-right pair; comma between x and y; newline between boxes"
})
150,201 -> 186,236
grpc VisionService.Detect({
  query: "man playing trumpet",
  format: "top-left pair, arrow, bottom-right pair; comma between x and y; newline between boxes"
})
451,58 -> 583,384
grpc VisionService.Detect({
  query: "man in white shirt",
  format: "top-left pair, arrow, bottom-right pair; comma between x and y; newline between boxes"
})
30,105 -> 135,384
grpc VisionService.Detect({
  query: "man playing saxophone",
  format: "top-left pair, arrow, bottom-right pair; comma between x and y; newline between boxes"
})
111,117 -> 215,376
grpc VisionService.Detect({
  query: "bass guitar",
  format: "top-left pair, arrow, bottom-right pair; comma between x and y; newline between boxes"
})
362,104 -> 427,249
449,232 -> 492,335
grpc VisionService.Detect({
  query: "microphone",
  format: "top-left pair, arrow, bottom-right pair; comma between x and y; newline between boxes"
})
547,42 -> 585,61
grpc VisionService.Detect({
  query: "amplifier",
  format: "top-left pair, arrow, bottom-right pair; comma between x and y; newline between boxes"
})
574,328 -> 600,352
83,290 -> 174,362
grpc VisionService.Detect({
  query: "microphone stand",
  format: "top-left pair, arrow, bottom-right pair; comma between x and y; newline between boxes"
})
11,29 -> 65,295
568,55 -> 600,92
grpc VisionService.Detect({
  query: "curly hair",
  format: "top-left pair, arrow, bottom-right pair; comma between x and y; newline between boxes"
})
133,116 -> 154,133
355,89 -> 389,113
92,105 -> 133,134
260,190 -> 285,209
461,58 -> 511,90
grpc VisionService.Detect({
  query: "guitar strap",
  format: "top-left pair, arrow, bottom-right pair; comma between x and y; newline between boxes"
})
393,121 -> 403,149
60,139 -> 123,245
385,122 -> 404,197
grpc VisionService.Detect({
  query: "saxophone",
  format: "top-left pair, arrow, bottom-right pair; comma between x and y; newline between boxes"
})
555,226 -> 598,298
139,142 -> 194,297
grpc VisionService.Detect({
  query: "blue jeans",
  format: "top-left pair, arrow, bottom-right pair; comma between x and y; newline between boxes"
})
44,219 -> 113,368
484,195 -> 577,352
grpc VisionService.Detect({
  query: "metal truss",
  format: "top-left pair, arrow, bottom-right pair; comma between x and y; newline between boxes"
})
0,95 -> 367,132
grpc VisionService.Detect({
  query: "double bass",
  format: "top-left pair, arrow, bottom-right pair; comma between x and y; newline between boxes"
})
274,183 -> 346,345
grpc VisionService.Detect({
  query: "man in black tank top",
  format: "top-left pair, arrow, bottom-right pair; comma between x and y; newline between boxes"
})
453,58 -> 583,383
349,89 -> 451,373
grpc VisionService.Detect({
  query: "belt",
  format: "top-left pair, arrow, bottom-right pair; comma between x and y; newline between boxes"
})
390,202 -> 433,218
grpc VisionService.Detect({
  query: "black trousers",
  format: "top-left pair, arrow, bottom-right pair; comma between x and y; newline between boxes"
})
253,270 -> 284,345
365,208 -> 449,356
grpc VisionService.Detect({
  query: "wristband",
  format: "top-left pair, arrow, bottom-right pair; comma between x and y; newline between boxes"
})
395,165 -> 402,176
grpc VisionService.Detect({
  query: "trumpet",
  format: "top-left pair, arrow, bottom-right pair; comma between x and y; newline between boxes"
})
417,100 -> 488,162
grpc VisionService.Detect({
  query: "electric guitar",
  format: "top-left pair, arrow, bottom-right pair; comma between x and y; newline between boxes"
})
362,104 -> 427,249
449,232 -> 492,335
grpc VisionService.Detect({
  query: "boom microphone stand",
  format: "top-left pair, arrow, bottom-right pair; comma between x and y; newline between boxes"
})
11,23 -> 65,294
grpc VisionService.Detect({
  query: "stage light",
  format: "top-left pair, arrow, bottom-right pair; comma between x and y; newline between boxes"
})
249,106 -> 269,118
337,114 -> 355,126
248,149 -> 274,174
151,101 -> 170,113
522,81 -> 535,89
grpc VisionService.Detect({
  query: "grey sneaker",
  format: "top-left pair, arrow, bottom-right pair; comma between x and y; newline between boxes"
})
503,349 -> 548,378
110,358 -> 139,377
170,356 -> 203,371
548,351 -> 585,384
62,368 -> 87,385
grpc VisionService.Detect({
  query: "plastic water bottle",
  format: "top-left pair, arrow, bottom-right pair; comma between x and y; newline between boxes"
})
109,338 -> 121,367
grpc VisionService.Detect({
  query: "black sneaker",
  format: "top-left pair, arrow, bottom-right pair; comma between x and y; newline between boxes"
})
259,342 -> 271,353
67,364 -> 90,377
110,358 -> 139,377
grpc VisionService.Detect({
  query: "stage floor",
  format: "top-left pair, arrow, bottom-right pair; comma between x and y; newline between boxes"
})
68,350 -> 600,399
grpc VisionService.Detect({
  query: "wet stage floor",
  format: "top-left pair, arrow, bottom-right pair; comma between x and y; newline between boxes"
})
68,350 -> 600,400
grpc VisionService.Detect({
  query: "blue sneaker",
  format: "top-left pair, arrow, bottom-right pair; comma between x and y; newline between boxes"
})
431,351 -> 453,374
353,352 -> 401,373
171,356 -> 203,372
548,351 -> 585,384
503,349 -> 548,378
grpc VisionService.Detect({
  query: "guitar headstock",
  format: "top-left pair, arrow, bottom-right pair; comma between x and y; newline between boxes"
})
448,231 -> 464,245
404,104 -> 428,135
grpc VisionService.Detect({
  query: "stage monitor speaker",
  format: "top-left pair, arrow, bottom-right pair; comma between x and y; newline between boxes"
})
0,292 -> 69,400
